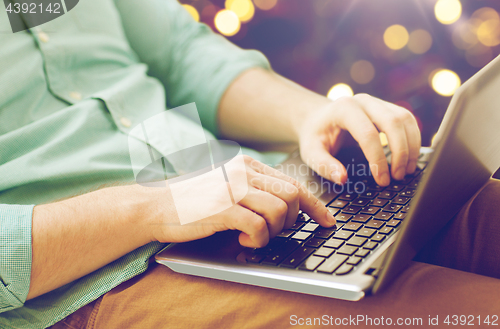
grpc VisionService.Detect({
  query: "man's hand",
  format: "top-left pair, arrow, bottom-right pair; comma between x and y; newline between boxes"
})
144,155 -> 336,248
218,69 -> 422,187
297,94 -> 422,186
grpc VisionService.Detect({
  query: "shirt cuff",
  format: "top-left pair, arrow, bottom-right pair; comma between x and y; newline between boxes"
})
0,204 -> 33,312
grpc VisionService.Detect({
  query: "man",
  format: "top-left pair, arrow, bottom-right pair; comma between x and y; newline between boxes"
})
1,0 -> 499,328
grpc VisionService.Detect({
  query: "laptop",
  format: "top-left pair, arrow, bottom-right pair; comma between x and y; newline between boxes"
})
155,54 -> 500,301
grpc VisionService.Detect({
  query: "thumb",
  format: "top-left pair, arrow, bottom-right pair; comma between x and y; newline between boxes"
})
300,142 -> 348,185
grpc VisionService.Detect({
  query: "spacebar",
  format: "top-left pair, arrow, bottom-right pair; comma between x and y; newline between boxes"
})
317,254 -> 348,274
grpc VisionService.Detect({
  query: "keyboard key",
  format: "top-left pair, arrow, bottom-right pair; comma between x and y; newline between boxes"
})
335,214 -> 352,223
399,188 -> 416,197
254,237 -> 286,254
365,219 -> 385,229
402,205 -> 411,212
314,247 -> 335,257
394,212 -> 407,220
323,238 -> 344,249
281,247 -> 315,268
383,204 -> 402,213
356,228 -> 376,238
332,230 -> 354,240
277,230 -> 295,238
360,191 -> 378,199
386,219 -> 401,227
337,245 -> 358,256
355,249 -> 370,257
302,223 -> 320,232
247,254 -> 265,263
371,234 -> 386,242
342,206 -> 362,214
299,255 -> 325,271
361,206 -> 381,215
329,200 -> 349,208
346,236 -> 367,247
328,207 -> 341,216
338,193 -> 357,201
367,184 -> 385,192
371,198 -> 389,207
335,263 -> 354,275
378,191 -> 397,199
352,198 -> 371,207
290,222 -> 304,230
392,196 -> 410,205
373,211 -> 393,221
292,231 -> 312,240
351,214 -> 371,223
296,213 -> 309,222
317,254 -> 348,274
386,184 -> 404,192
347,256 -> 363,266
378,226 -> 394,235
314,228 -> 336,239
305,238 -> 325,248
343,222 -> 363,231
262,240 -> 301,265
363,241 -> 379,250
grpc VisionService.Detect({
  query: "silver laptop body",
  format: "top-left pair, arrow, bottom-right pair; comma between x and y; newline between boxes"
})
155,55 -> 500,301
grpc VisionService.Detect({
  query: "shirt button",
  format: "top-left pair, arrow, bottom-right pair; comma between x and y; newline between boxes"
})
69,91 -> 82,101
38,31 -> 50,43
120,117 -> 132,128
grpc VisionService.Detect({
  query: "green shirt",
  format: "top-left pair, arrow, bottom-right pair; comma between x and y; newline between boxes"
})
0,0 -> 282,327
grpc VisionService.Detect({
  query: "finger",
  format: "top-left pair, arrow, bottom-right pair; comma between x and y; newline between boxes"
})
247,173 -> 299,230
246,158 -> 336,228
238,187 -> 288,237
299,138 -> 348,185
224,205 -> 270,248
334,98 -> 390,186
401,110 -> 422,174
358,102 -> 410,181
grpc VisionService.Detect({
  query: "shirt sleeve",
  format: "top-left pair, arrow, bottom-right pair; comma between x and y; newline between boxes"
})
113,0 -> 271,136
0,204 -> 33,313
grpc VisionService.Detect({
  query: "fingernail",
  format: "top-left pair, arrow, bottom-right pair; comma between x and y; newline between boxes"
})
380,172 -> 390,186
395,167 -> 405,180
326,210 -> 337,225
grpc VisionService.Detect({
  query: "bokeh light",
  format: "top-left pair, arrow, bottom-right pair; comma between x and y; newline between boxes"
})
384,25 -> 409,50
350,60 -> 375,84
452,23 -> 478,50
408,29 -> 433,54
214,9 -> 241,36
477,19 -> 500,47
435,0 -> 462,25
431,69 -> 461,97
226,0 -> 255,23
254,0 -> 278,11
327,83 -> 354,101
182,4 -> 199,22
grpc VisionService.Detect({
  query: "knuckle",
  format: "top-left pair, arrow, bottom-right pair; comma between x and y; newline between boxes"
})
252,215 -> 268,234
274,200 -> 288,217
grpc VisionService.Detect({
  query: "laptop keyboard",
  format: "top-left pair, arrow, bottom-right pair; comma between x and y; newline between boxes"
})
245,167 -> 425,276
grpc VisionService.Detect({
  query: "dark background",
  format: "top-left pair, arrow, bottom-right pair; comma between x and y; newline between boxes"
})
180,0 -> 500,147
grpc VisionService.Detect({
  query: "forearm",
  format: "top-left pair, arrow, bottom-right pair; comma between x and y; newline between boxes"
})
217,68 -> 331,145
28,185 -> 155,300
